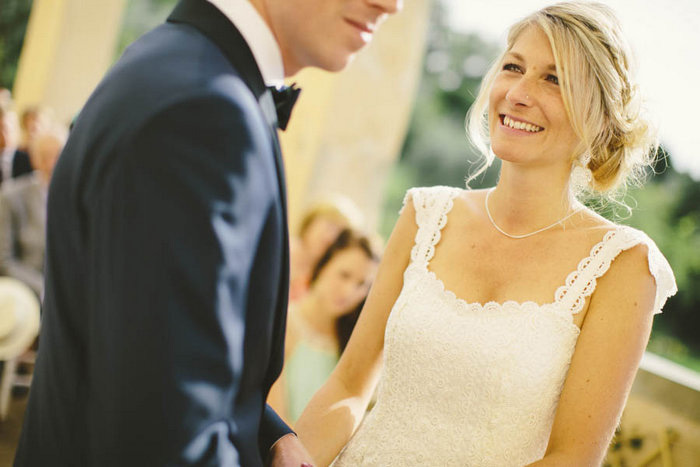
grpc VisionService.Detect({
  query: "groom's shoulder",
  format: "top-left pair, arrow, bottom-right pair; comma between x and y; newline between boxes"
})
76,23 -> 259,146
106,24 -> 249,106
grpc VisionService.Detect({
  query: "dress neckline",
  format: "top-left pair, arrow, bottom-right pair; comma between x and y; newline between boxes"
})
419,266 -> 582,333
424,228 -> 623,311
410,186 -> 630,318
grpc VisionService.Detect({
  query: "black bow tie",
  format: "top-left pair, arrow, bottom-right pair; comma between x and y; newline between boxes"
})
268,84 -> 301,131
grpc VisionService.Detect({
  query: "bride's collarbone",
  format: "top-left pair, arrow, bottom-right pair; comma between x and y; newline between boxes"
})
427,259 -> 560,306
429,229 -> 601,307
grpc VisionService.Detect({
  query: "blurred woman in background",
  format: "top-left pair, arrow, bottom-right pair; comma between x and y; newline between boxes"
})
289,197 -> 364,302
18,106 -> 49,154
270,228 -> 378,424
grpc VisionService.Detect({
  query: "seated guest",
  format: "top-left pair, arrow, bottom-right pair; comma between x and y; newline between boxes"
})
0,102 -> 33,185
18,106 -> 49,154
290,197 -> 364,302
270,229 -> 378,424
0,126 -> 67,296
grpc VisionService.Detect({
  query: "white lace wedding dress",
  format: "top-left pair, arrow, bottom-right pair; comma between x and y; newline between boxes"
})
332,186 -> 677,466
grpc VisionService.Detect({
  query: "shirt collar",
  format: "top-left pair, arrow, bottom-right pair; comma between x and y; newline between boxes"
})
206,0 -> 285,87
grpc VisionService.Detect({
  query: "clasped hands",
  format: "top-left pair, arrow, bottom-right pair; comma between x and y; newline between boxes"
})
268,433 -> 316,467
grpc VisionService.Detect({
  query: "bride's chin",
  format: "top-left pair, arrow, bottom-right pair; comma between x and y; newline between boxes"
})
490,146 -> 523,163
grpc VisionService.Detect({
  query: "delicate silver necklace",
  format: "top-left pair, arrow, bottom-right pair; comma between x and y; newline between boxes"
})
484,188 -> 582,239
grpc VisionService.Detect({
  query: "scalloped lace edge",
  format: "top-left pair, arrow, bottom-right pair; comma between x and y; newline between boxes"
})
412,267 -> 578,330
554,226 -> 677,315
406,186 -> 461,267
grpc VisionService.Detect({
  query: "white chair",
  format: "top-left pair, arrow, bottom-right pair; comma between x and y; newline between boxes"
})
0,277 -> 40,421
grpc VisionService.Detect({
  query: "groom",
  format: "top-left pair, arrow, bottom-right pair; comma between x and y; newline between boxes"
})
15,0 -> 400,465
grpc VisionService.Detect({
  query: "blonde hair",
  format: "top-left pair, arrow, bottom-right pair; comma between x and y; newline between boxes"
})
297,195 -> 364,238
466,1 -> 656,195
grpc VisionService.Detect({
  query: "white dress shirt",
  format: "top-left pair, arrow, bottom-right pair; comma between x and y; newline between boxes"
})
206,0 -> 285,87
0,148 -> 15,182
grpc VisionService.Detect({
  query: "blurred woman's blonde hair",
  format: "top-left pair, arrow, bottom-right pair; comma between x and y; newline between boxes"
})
466,1 -> 657,197
297,195 -> 364,238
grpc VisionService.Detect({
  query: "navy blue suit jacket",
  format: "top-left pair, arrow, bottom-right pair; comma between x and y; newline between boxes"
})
15,1 -> 292,465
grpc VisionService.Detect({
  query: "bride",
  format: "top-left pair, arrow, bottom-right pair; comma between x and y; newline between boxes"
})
294,2 -> 677,466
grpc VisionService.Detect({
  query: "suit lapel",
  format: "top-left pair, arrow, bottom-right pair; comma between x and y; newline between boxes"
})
168,0 -> 267,101
167,0 -> 288,234
166,2 -> 290,370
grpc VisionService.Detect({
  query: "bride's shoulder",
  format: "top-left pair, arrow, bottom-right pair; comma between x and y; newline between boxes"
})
402,185 -> 462,201
569,212 -> 677,313
399,186 -> 488,222
399,185 -> 457,215
400,185 -> 486,209
457,187 -> 489,204
570,208 -> 649,243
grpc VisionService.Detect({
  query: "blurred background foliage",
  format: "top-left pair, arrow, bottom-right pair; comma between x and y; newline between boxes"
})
116,0 -> 177,57
2,0 -> 698,371
0,0 -> 33,88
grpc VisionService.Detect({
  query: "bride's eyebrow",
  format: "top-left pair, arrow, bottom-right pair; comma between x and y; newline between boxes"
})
504,51 -> 524,62
504,51 -> 557,72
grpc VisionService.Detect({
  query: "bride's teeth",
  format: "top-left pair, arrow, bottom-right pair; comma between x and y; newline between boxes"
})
503,115 -> 541,132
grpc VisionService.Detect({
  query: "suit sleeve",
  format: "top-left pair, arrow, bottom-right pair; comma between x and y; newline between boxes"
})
260,403 -> 295,457
84,93 -> 291,465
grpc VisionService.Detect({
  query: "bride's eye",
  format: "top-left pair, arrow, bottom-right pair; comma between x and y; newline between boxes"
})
502,63 -> 522,73
546,74 -> 559,85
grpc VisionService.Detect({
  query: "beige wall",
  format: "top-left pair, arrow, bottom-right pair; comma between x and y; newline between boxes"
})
12,0 -> 127,125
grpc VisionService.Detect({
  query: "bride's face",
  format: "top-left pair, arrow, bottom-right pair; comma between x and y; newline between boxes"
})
488,25 -> 579,168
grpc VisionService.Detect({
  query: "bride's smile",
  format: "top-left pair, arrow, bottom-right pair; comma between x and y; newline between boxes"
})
488,25 -> 579,168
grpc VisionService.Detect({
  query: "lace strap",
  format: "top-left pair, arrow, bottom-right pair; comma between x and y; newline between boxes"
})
399,186 -> 461,269
555,226 -> 678,315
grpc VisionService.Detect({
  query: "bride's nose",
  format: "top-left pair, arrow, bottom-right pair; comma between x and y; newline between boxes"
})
505,78 -> 536,107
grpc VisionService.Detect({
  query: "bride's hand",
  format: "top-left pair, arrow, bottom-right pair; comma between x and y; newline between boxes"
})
267,433 -> 316,467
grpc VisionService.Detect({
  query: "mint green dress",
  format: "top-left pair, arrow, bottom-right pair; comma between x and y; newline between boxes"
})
285,337 -> 339,423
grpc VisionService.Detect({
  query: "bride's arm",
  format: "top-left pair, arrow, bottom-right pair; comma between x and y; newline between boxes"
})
267,309 -> 302,426
527,243 -> 657,466
294,197 -> 418,466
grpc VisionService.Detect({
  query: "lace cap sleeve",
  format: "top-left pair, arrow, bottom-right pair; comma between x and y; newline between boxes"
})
397,186 -> 461,268
398,187 -> 420,216
637,230 -> 678,314
556,226 -> 678,315
601,227 -> 677,315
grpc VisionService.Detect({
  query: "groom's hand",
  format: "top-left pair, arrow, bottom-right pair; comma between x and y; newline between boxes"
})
268,433 -> 316,467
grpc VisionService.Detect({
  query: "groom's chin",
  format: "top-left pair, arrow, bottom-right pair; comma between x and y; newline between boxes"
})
312,40 -> 364,72
311,48 -> 359,73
